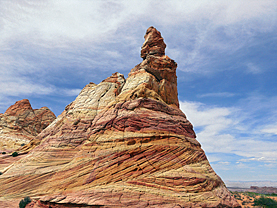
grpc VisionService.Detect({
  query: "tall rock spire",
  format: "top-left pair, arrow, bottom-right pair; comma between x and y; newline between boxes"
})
141,26 -> 166,59
0,27 -> 240,208
120,26 -> 179,108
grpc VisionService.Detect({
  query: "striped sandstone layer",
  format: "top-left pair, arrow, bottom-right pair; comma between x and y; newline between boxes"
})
0,99 -> 56,152
0,27 -> 240,208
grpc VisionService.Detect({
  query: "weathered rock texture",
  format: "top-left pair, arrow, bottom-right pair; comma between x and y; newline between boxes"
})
0,99 -> 56,152
0,27 -> 240,208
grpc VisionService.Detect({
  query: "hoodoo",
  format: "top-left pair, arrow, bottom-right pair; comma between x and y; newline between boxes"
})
0,27 -> 240,208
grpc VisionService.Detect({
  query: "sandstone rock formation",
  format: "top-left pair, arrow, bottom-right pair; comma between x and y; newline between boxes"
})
0,99 -> 56,152
0,27 -> 240,208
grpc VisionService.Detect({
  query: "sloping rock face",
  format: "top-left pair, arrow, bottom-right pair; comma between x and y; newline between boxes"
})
0,27 -> 240,208
0,99 -> 56,152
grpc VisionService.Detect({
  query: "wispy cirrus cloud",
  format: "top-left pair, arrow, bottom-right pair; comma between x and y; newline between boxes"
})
180,99 -> 277,162
180,101 -> 238,152
261,124 -> 277,135
246,62 -> 262,74
1,1 -> 276,73
180,98 -> 277,180
198,92 -> 236,98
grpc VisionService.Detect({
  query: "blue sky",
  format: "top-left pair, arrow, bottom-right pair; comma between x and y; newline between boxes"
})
0,0 -> 277,182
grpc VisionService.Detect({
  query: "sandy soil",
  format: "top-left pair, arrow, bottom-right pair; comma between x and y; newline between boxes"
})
232,192 -> 277,208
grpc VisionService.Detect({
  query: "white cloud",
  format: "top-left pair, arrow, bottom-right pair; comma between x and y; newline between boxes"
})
180,101 -> 233,128
180,101 -> 237,152
261,124 -> 277,135
180,100 -> 277,162
240,157 -> 265,162
59,88 -> 82,97
212,162 -> 232,171
198,92 -> 235,98
162,1 -> 277,74
0,0 -> 150,47
206,154 -> 221,163
0,78 -> 54,96
246,62 -> 262,74
0,0 -> 276,99
1,1 -> 275,47
218,161 -> 230,165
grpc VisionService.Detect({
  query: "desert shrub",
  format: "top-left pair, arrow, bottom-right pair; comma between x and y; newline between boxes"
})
246,191 -> 277,198
246,192 -> 259,197
19,196 -> 31,208
0,172 -> 2,175
253,196 -> 277,208
2,152 -> 6,154
12,151 -> 18,157
234,194 -> 241,200
21,143 -> 25,146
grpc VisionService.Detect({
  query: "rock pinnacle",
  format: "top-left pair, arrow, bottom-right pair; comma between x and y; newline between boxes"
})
141,26 -> 166,59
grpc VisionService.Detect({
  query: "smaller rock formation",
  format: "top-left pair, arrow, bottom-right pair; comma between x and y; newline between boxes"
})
0,99 -> 56,152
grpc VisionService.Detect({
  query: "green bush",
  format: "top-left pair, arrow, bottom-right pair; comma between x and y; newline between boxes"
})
19,197 -> 31,208
253,196 -> 277,208
246,192 -> 259,197
0,172 -> 2,175
12,152 -> 18,157
1,152 -> 6,154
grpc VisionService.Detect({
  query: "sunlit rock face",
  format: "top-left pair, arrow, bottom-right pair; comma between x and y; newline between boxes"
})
0,99 -> 56,151
0,27 -> 240,208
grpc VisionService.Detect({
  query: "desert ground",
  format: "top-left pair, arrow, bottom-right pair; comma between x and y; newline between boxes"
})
231,191 -> 277,208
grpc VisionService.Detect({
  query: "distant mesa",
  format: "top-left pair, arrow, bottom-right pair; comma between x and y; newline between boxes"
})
0,27 -> 240,208
248,186 -> 277,195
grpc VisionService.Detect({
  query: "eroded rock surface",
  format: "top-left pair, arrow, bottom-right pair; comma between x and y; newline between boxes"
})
0,99 -> 56,152
0,27 -> 240,208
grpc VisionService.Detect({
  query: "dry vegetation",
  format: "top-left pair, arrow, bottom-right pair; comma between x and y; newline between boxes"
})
231,191 -> 277,208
